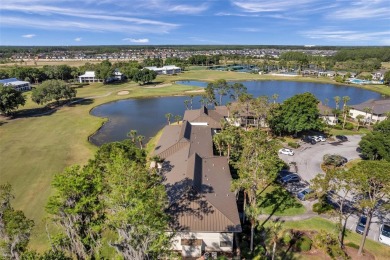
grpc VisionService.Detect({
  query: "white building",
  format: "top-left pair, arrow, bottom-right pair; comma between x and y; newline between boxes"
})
78,71 -> 102,83
0,78 -> 31,91
144,65 -> 181,75
318,103 -> 337,125
350,99 -> 390,124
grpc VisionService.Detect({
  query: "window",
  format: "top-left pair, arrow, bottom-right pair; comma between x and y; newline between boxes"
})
220,241 -> 232,247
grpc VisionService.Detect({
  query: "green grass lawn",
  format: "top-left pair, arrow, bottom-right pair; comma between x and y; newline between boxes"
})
282,217 -> 390,260
0,69 -> 387,251
0,80 -> 200,251
258,184 -> 306,216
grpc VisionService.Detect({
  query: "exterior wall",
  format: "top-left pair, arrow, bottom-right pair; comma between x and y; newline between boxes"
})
321,115 -> 337,125
78,77 -> 102,83
349,109 -> 387,124
4,82 -> 31,91
169,232 -> 234,257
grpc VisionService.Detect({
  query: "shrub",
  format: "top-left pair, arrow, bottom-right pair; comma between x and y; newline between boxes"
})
323,154 -> 347,167
288,142 -> 300,149
312,201 -> 333,214
282,230 -> 293,245
313,230 -> 348,259
344,122 -> 354,130
296,235 -> 312,252
345,242 -> 359,249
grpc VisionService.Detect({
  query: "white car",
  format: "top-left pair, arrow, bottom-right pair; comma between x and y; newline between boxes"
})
379,224 -> 390,246
313,135 -> 326,142
279,148 -> 294,156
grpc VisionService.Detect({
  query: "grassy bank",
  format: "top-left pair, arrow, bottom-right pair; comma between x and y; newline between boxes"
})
281,217 -> 390,260
1,68 -> 387,251
0,81 -> 199,251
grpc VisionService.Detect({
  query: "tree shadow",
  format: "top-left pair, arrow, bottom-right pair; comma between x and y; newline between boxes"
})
68,98 -> 94,107
259,187 -> 303,227
12,106 -> 57,118
165,177 -> 215,232
0,121 -> 8,126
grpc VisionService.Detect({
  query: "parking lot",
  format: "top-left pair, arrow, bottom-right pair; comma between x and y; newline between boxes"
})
278,135 -> 387,243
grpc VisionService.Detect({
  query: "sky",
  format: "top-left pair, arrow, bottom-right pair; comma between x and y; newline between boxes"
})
0,0 -> 389,46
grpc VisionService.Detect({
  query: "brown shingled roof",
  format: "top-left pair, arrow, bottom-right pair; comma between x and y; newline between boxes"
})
155,108 -> 242,233
351,99 -> 390,115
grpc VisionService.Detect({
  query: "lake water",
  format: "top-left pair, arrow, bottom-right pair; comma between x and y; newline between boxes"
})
90,80 -> 382,146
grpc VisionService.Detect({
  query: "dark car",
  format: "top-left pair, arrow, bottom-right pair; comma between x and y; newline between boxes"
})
301,136 -> 316,145
356,215 -> 367,235
280,174 -> 301,185
297,188 -> 314,201
336,135 -> 348,142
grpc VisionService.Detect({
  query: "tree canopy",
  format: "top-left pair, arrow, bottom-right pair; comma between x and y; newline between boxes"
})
268,92 -> 323,135
31,80 -> 76,105
0,86 -> 26,115
359,118 -> 390,161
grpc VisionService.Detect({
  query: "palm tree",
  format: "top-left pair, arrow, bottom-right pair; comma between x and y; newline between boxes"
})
165,113 -> 173,125
270,220 -> 283,260
213,134 -> 224,156
334,96 -> 341,123
342,96 -> 350,129
189,94 -> 194,109
127,130 -> 137,143
356,114 -> 365,130
363,107 -> 372,125
184,100 -> 190,110
174,115 -> 182,125
271,93 -> 279,104
137,135 -> 145,149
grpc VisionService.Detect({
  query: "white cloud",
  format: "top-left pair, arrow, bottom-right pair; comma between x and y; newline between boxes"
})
22,34 -> 36,38
168,3 -> 209,14
327,0 -> 390,19
123,38 -> 149,43
74,37 -> 82,42
232,0 -> 313,12
301,27 -> 390,42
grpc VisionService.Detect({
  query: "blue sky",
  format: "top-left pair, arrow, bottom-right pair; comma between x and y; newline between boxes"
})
0,0 -> 389,46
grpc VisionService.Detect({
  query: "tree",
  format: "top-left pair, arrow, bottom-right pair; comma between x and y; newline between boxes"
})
136,135 -> 145,150
311,169 -> 355,248
174,115 -> 182,124
0,86 -> 26,115
230,82 -> 247,101
356,114 -> 365,130
0,184 -> 34,260
104,151 -> 171,259
250,96 -> 269,129
341,96 -> 350,129
46,165 -> 105,259
271,93 -> 279,104
96,60 -> 114,84
133,69 -> 157,85
269,220 -> 283,260
349,160 -> 390,256
384,70 -> 390,85
268,92 -> 323,136
127,130 -> 138,143
31,80 -> 76,105
359,118 -> 390,161
165,113 -> 172,125
213,133 -> 224,156
333,96 -> 340,122
205,82 -> 217,107
232,130 -> 283,252
184,100 -> 189,110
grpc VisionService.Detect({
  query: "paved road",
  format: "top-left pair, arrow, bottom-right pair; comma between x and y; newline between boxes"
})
278,135 -> 387,244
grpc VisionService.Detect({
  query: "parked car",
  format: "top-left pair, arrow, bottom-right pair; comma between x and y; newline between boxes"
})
379,224 -> 390,246
297,188 -> 314,201
279,148 -> 294,156
280,174 -> 301,185
336,135 -> 348,142
301,136 -> 316,145
355,215 -> 367,235
316,135 -> 326,142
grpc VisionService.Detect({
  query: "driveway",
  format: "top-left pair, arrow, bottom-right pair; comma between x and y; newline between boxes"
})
279,135 -> 362,182
278,135 -> 386,243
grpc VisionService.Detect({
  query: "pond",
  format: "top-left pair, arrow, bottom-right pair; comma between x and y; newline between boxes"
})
90,80 -> 382,146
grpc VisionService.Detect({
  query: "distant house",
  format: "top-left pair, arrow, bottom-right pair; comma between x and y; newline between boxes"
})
0,78 -> 31,91
154,106 -> 241,258
113,68 -> 124,81
350,99 -> 390,124
78,71 -> 102,83
144,65 -> 181,75
371,69 -> 387,81
317,102 -> 337,125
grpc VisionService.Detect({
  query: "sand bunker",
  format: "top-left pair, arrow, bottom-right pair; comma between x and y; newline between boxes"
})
117,90 -> 130,95
144,83 -> 172,88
